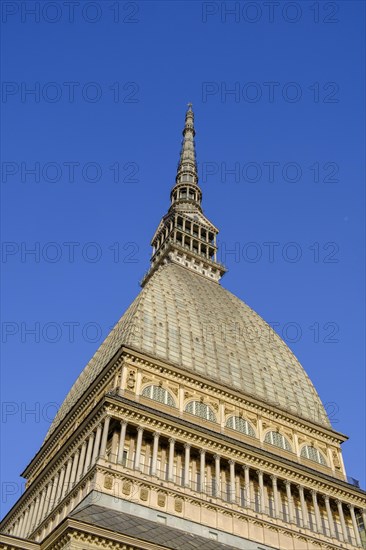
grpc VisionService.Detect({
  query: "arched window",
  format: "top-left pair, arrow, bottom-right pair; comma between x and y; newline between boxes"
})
141,385 -> 175,407
264,431 -> 292,452
185,401 -> 216,422
300,445 -> 327,465
226,416 -> 255,437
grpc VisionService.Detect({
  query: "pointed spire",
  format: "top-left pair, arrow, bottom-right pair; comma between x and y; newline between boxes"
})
141,104 -> 227,287
176,103 -> 198,186
170,103 -> 202,212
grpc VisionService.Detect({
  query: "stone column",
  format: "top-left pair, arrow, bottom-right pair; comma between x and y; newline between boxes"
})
117,421 -> 128,465
184,444 -> 191,487
16,513 -> 24,537
12,519 -> 18,537
168,438 -> 175,482
134,427 -> 144,470
37,488 -> 48,526
324,496 -> 335,537
257,470 -> 265,513
55,467 -> 66,504
214,455 -> 221,497
91,424 -> 102,463
298,485 -> 309,528
311,490 -> 322,533
23,509 -> 30,535
33,491 -> 43,528
21,508 -> 29,537
348,504 -> 362,547
151,432 -> 160,476
17,517 -> 24,536
362,510 -> 366,532
25,507 -> 32,534
55,472 -> 65,505
76,441 -> 87,480
243,465 -> 250,508
229,460 -> 236,503
26,500 -> 36,534
18,516 -> 24,536
111,430 -> 119,462
30,496 -> 41,532
99,416 -> 111,458
21,511 -> 28,535
24,505 -> 33,537
271,475 -> 279,518
69,450 -> 80,486
37,485 -> 49,524
62,458 -> 73,499
49,472 -> 60,510
83,433 -> 95,474
285,481 -> 294,523
337,500 -> 347,542
199,449 -> 206,492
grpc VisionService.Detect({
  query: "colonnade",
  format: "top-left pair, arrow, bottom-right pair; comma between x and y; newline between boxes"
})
10,415 -> 111,539
108,418 -> 364,548
8,415 -> 365,549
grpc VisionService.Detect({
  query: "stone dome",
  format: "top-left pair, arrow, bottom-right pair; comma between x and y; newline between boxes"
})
46,262 -> 329,440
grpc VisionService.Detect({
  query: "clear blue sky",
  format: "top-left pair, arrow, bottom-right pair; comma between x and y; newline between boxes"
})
1,1 -> 365,518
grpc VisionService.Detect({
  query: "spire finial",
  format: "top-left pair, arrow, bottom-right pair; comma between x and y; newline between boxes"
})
175,103 -> 198,187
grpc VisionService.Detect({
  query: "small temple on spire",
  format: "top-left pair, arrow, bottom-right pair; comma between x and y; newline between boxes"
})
141,105 -> 226,286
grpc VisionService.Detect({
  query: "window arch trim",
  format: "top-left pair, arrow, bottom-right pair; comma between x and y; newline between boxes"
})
300,444 -> 327,465
264,430 -> 292,452
226,416 -> 256,437
141,384 -> 176,407
184,400 -> 217,422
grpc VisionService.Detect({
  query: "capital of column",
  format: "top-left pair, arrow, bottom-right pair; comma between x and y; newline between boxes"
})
347,503 -> 354,511
120,420 -> 128,426
270,474 -> 277,482
214,454 -> 220,460
324,495 -> 330,502
336,499 -> 343,506
284,480 -> 291,487
137,426 -> 144,433
242,464 -> 249,471
199,448 -> 205,455
311,489 -> 317,497
256,469 -> 263,477
228,459 -> 235,465
169,438 -> 175,444
153,431 -> 160,438
296,484 -> 304,492
184,443 -> 191,449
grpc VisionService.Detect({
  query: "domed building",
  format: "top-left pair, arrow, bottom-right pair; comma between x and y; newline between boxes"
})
1,106 -> 365,550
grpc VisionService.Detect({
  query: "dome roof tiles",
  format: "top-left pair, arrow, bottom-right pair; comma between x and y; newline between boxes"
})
46,262 -> 329,440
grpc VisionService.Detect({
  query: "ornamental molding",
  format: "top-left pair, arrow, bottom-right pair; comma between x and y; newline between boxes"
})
104,397 -> 363,501
25,345 -> 341,487
122,350 -> 344,443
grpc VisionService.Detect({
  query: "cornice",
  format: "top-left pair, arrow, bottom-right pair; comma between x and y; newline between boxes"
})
104,393 -> 366,504
121,347 -> 348,442
21,344 -> 348,489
